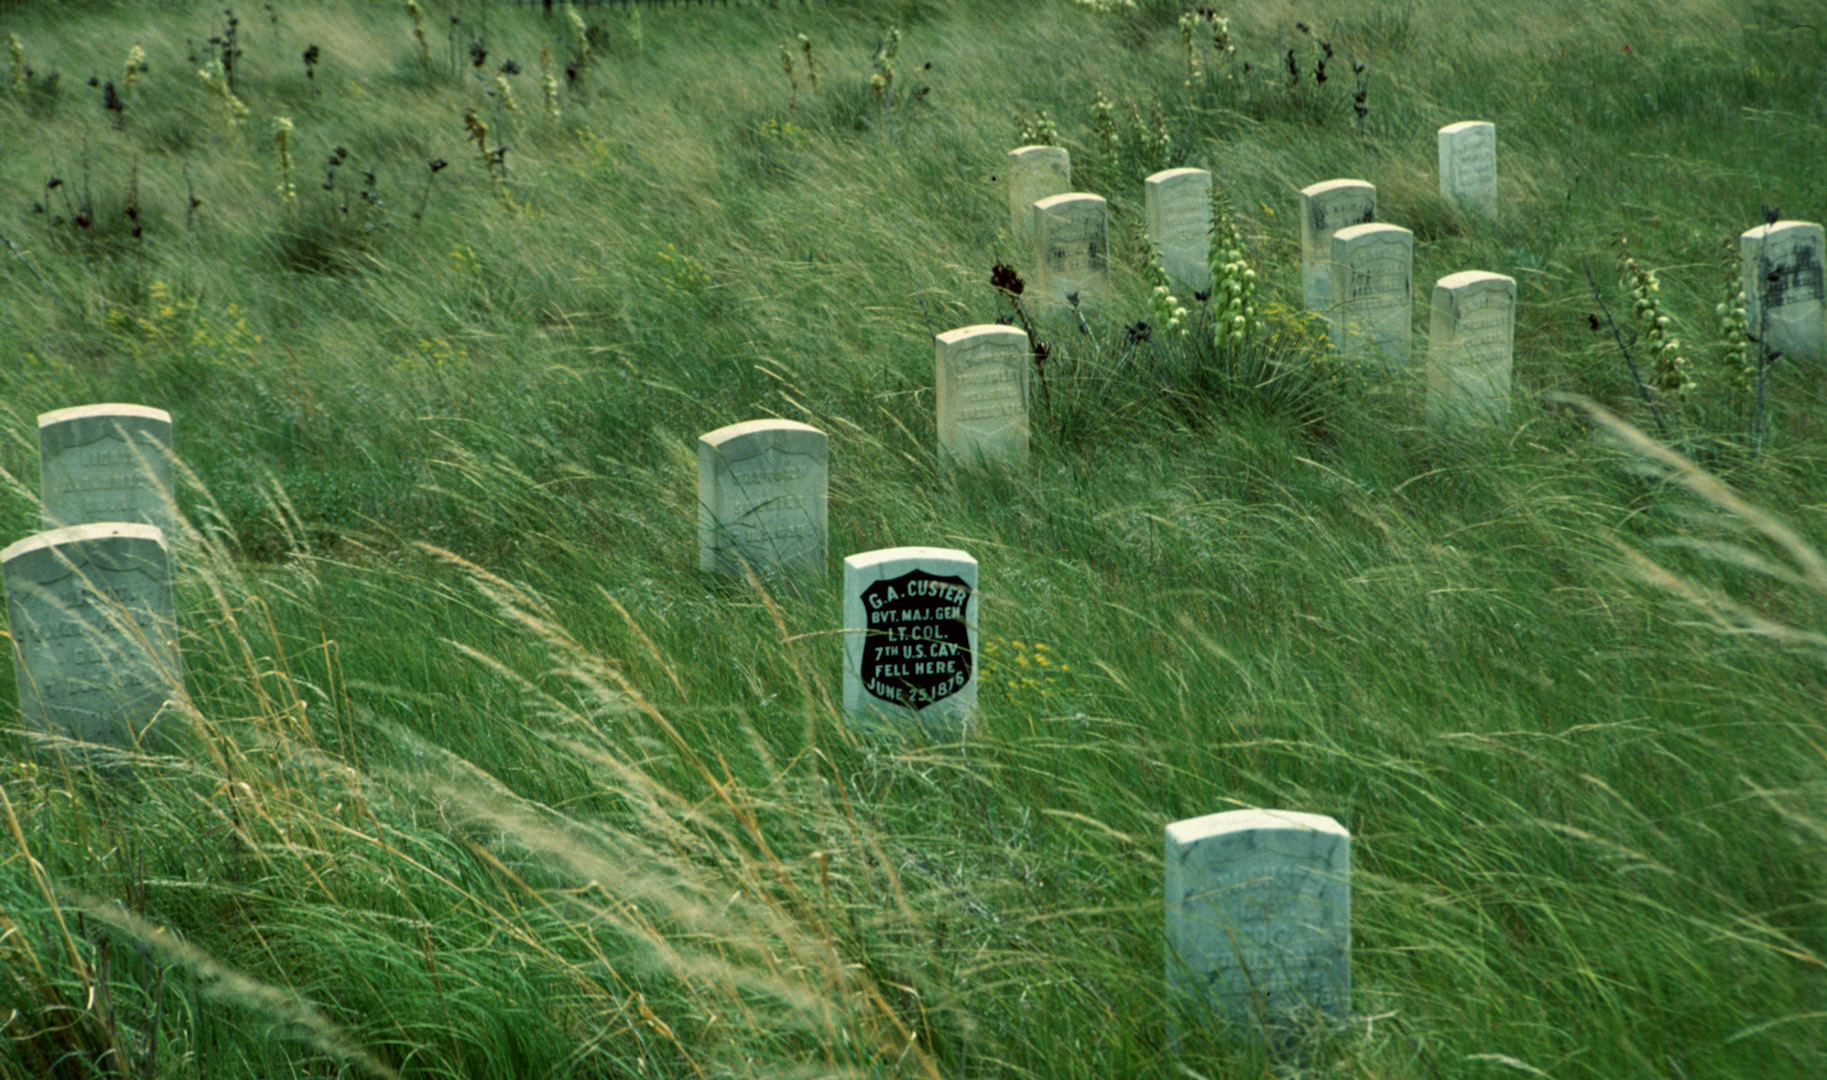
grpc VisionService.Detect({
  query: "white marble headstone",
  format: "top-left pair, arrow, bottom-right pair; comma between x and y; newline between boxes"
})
1299,180 -> 1376,315
1008,145 -> 1071,239
842,546 -> 976,730
1740,220 -> 1825,367
1166,809 -> 1350,1040
1145,167 -> 1213,299
935,326 -> 1030,467
3,523 -> 181,751
1032,193 -> 1110,313
1426,271 -> 1517,429
698,420 -> 828,581
38,404 -> 177,540
1329,223 -> 1414,368
1437,121 -> 1496,220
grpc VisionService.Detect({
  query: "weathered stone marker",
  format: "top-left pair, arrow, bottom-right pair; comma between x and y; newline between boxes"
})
38,404 -> 177,540
1008,145 -> 1071,239
935,326 -> 1031,467
698,420 -> 828,582
1740,220 -> 1826,367
3,523 -> 181,751
1145,167 -> 1213,299
1437,121 -> 1497,220
1329,223 -> 1414,368
1032,193 -> 1110,313
842,547 -> 976,730
1426,271 -> 1517,429
1299,180 -> 1376,316
1165,809 -> 1350,1042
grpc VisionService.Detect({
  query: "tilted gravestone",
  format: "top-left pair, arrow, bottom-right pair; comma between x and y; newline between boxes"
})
1740,220 -> 1825,367
698,420 -> 828,582
1437,121 -> 1497,220
3,523 -> 182,751
1145,167 -> 1213,299
1032,193 -> 1110,313
842,547 -> 976,730
38,404 -> 177,541
1165,809 -> 1350,1043
1426,271 -> 1517,429
935,325 -> 1031,467
1008,145 -> 1071,240
1299,180 -> 1376,316
1329,223 -> 1414,368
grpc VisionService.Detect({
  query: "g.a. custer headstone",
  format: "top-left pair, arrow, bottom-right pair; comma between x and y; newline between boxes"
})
698,419 -> 828,581
935,326 -> 1031,467
1145,167 -> 1213,299
1165,809 -> 1350,1043
1426,270 -> 1517,429
1740,220 -> 1825,367
1437,121 -> 1497,220
1008,145 -> 1071,239
1329,223 -> 1414,368
842,547 -> 977,730
1032,193 -> 1110,313
38,404 -> 177,540
3,522 -> 182,751
1299,180 -> 1377,316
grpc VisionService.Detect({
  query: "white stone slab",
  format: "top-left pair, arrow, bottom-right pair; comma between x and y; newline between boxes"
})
935,326 -> 1030,468
1032,193 -> 1110,313
1165,809 -> 1350,1040
1299,180 -> 1376,315
1145,167 -> 1213,299
698,420 -> 827,582
1329,223 -> 1414,368
3,523 -> 181,751
1008,145 -> 1070,240
1438,121 -> 1496,220
38,404 -> 177,540
842,547 -> 976,730
1740,220 -> 1825,367
1426,271 -> 1517,429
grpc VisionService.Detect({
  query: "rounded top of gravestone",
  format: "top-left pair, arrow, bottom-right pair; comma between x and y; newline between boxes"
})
1145,167 -> 1211,187
936,325 -> 1028,348
1009,145 -> 1069,161
1741,220 -> 1824,241
1300,179 -> 1373,199
1,522 -> 168,565
38,403 -> 172,428
1033,192 -> 1106,212
1438,120 -> 1494,135
1434,270 -> 1516,293
844,546 -> 975,574
1166,808 -> 1347,847
1333,222 -> 1413,244
699,418 -> 825,449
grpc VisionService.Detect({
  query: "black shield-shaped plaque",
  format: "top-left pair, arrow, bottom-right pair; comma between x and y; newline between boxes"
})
859,569 -> 972,711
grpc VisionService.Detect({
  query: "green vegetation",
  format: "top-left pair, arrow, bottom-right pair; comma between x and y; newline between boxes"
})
0,0 -> 1823,1076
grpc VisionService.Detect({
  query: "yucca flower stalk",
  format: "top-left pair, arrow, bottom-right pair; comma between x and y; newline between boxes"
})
1015,107 -> 1058,146
406,0 -> 432,67
272,116 -> 297,208
870,27 -> 899,106
1147,259 -> 1189,339
1716,239 -> 1753,399
780,42 -> 798,109
799,34 -> 817,93
539,45 -> 561,122
494,71 -> 519,114
630,5 -> 644,51
1090,89 -> 1118,161
1178,11 -> 1204,87
122,44 -> 146,100
198,59 -> 248,127
1621,248 -> 1692,401
7,33 -> 23,93
464,109 -> 497,182
567,6 -> 591,71
1209,194 -> 1260,346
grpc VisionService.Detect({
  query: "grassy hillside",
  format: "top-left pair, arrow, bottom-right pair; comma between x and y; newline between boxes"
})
0,0 -> 1823,1077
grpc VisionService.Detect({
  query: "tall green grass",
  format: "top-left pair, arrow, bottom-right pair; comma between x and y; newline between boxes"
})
0,0 -> 1823,1077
